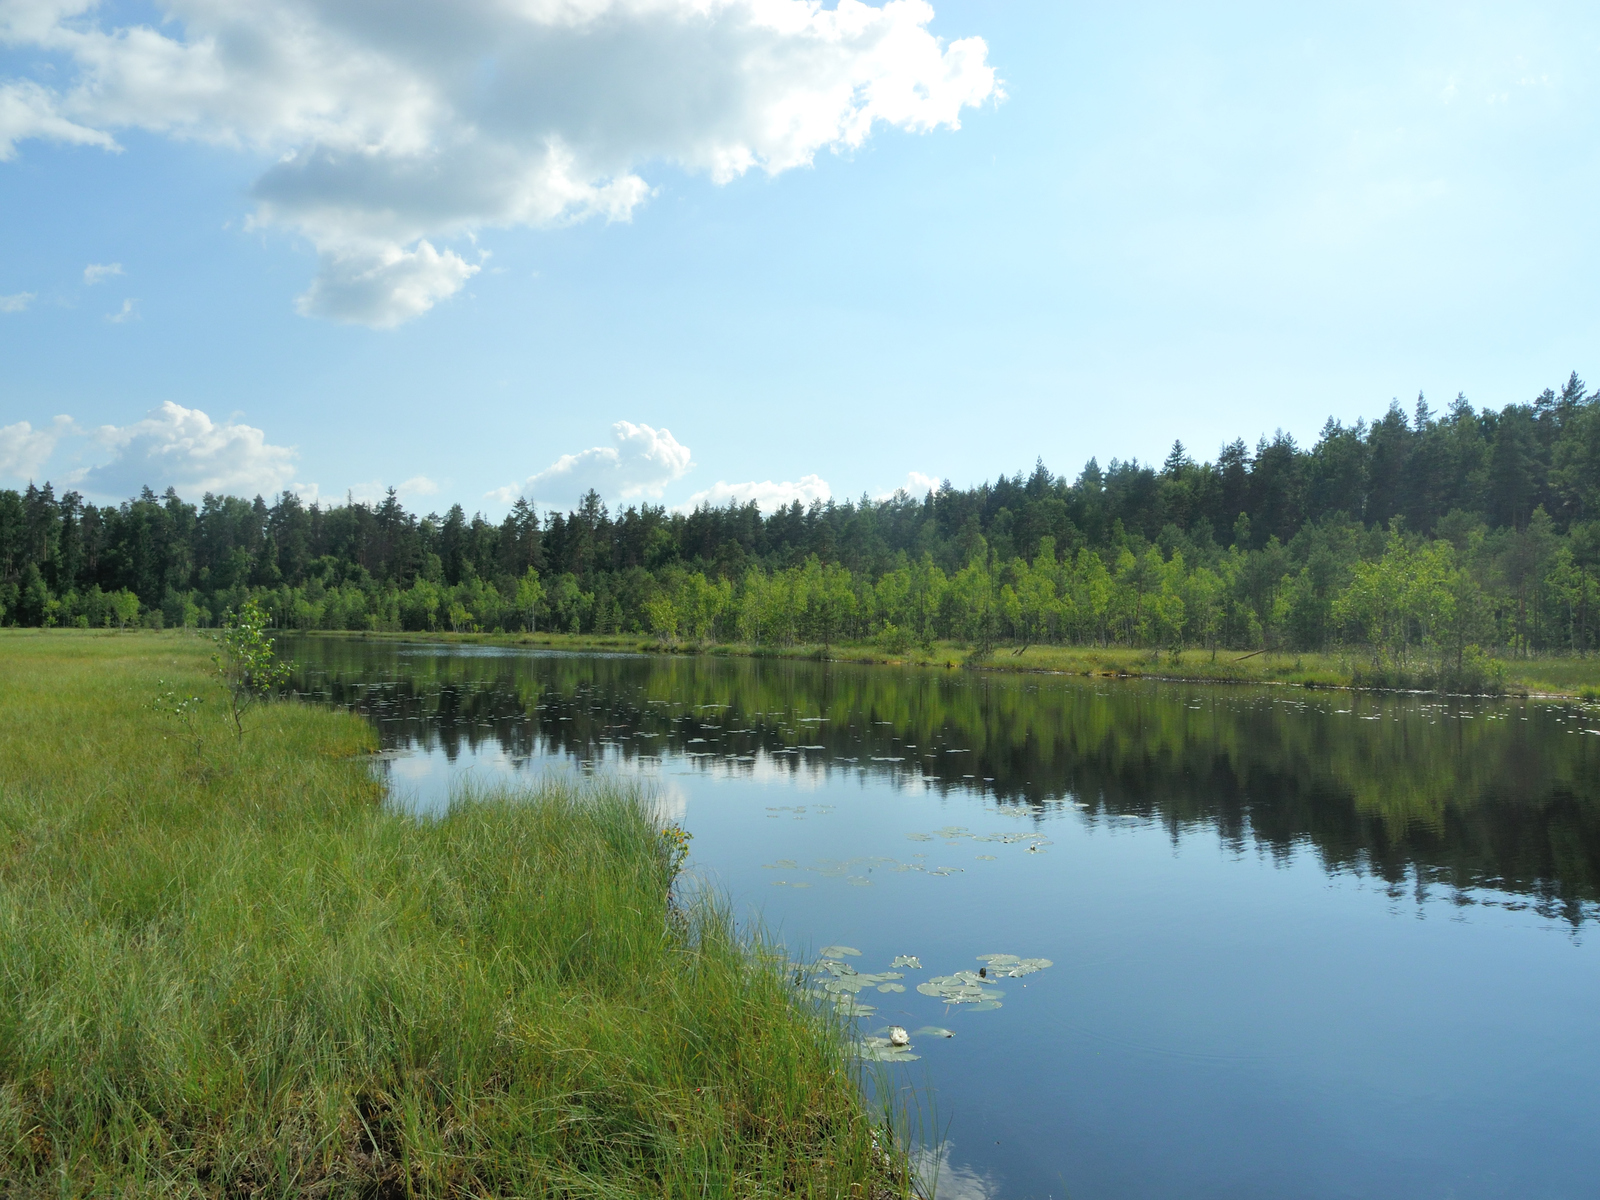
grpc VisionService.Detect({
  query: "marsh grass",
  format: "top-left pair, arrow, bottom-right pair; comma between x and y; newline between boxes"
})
0,631 -> 911,1197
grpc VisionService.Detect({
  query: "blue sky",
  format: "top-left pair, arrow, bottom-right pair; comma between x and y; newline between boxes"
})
2,0 -> 1597,516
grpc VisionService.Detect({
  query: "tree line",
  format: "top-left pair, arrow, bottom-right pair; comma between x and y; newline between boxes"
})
3,373 -> 1598,670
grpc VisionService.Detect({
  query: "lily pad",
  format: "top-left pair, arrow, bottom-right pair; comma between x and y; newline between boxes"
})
819,945 -> 861,958
832,997 -> 876,1017
972,954 -> 1053,978
890,955 -> 922,969
857,1036 -> 920,1062
912,1026 -> 955,1038
916,971 -> 1006,1005
877,983 -> 906,993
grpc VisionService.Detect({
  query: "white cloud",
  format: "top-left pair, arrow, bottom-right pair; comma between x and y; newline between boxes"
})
398,474 -> 439,498
0,292 -> 34,312
679,473 -> 830,513
0,415 -> 75,481
0,78 -> 117,160
875,469 -> 939,500
492,420 -> 691,509
0,0 -> 997,326
294,240 -> 479,327
106,297 -> 138,322
346,474 -> 441,505
76,401 -> 298,499
83,262 -> 122,284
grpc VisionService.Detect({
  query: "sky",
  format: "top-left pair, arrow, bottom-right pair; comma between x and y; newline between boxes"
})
1,0 -> 1598,517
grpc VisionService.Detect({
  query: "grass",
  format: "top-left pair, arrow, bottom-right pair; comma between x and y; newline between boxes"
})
0,630 -> 911,1198
287,628 -> 1600,697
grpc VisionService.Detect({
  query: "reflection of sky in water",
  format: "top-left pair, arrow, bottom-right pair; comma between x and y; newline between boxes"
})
289,638 -> 1600,1200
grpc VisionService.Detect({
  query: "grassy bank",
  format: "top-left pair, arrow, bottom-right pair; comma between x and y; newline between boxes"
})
0,631 -> 908,1197
284,627 -> 1600,697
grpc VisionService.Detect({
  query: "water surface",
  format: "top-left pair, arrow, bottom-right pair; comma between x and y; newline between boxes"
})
286,637 -> 1600,1200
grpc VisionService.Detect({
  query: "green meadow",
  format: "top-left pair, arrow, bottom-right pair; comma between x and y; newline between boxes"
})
0,630 -> 909,1197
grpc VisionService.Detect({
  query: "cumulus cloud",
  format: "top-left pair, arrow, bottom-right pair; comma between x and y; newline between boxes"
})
0,0 -> 997,326
83,262 -> 122,284
679,473 -> 831,513
0,78 -> 117,160
492,420 -> 691,509
0,415 -> 75,481
0,292 -> 34,312
75,401 -> 298,499
346,474 -> 441,505
295,240 -> 479,327
875,469 -> 939,500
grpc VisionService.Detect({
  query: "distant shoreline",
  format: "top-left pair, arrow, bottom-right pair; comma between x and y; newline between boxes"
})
268,627 -> 1599,700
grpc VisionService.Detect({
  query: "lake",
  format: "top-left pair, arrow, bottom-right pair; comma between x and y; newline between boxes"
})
284,636 -> 1600,1200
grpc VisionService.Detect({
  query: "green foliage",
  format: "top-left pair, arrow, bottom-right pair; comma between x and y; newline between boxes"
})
5,373 -> 1600,666
148,678 -> 207,759
0,634 -> 912,1198
211,597 -> 292,737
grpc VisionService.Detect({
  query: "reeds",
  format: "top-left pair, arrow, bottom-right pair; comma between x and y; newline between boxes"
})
0,632 -> 909,1197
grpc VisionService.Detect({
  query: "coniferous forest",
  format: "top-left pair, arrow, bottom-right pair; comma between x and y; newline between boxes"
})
5,375 -> 1600,666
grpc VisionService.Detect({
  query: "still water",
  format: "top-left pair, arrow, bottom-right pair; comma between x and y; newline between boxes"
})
285,636 -> 1600,1200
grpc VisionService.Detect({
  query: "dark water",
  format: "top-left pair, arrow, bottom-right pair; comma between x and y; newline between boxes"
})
285,636 -> 1600,1200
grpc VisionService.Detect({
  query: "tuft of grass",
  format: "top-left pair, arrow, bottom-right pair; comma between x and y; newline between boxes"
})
0,632 -> 911,1197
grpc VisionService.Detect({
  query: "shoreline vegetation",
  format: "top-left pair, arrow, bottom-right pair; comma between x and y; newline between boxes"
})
7,374 -> 1600,702
0,633 -> 915,1197
269,627 -> 1598,699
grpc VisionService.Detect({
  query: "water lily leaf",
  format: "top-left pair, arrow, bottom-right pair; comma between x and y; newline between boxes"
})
904,832 -> 933,842
819,945 -> 861,958
962,1000 -> 1003,1012
976,954 -> 1020,965
912,1026 -> 955,1038
890,955 -> 922,969
856,1037 -> 921,1062
877,983 -> 906,993
833,998 -> 876,1017
975,854 -> 997,860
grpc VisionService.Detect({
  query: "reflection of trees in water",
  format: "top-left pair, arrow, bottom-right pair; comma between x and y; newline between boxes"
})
287,637 -> 1600,921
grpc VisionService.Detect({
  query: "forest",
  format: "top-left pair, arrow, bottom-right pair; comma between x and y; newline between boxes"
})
3,373 -> 1599,671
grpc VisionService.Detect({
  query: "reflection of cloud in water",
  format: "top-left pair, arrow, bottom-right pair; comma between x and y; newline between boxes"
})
389,752 -> 449,782
650,781 -> 688,825
378,746 -> 685,824
912,1143 -> 999,1200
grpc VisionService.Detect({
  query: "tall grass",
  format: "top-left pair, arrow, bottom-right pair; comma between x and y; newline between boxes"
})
0,631 -> 909,1197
